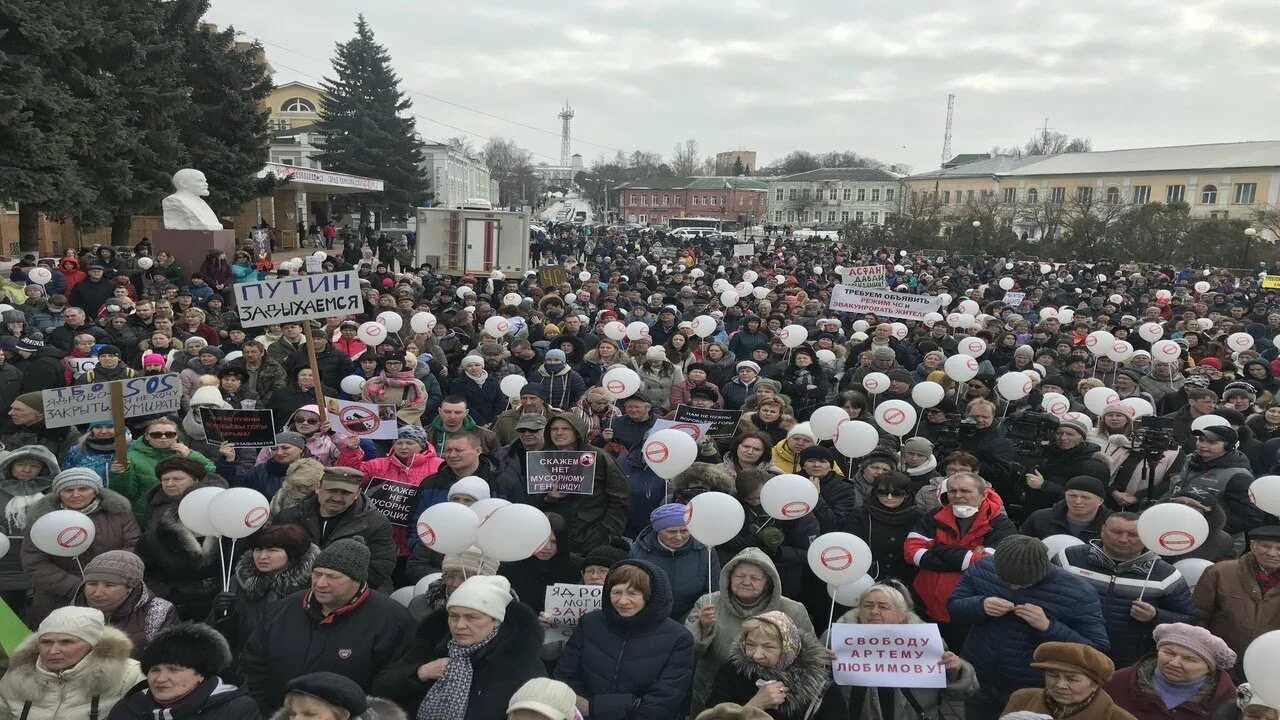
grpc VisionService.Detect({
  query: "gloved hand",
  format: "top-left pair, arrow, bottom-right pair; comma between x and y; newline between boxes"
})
211,591 -> 236,615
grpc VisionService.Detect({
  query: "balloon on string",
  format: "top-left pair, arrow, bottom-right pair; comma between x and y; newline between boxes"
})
477,503 -> 552,562
29,510 -> 95,557
1041,392 -> 1071,417
208,487 -> 271,539
889,323 -> 908,341
807,532 -> 873,585
761,474 -> 820,520
470,498 -> 510,523
643,429 -> 698,479
691,316 -> 717,338
1039,307 -> 1059,320
996,372 -> 1033,401
357,322 -> 387,346
1137,503 -> 1209,556
938,293 -> 952,306
957,299 -> 979,316
1155,289 -> 1172,300
1138,323 -> 1163,342
1122,397 -> 1154,418
389,586 -> 415,606
1243,631 -> 1280,706
733,282 -> 752,296
955,313 -> 975,329
223,351 -> 242,363
852,320 -> 870,333
1197,318 -> 1213,331
712,279 -> 730,293
815,349 -> 836,364
625,321 -> 650,340
1085,331 -> 1114,357
809,406 -> 849,441
833,420 -> 879,459
578,271 -> 591,281
1151,340 -> 1181,362
376,311 -> 403,333
922,312 -> 944,327
1227,332 -> 1254,352
892,264 -> 904,273
1172,558 -> 1214,587
1194,281 -> 1211,293
565,293 -> 577,305
603,321 -> 627,341
874,400 -> 917,436
944,354 -> 979,382
778,324 -> 807,348
410,312 -> 437,333
689,268 -> 704,278
27,267 -> 51,285
1041,534 -> 1085,558
1057,308 -> 1075,323
416,502 -> 480,555
684,492 -> 744,546
742,270 -> 759,283
1083,387 -> 1120,415
1250,475 -> 1280,515
752,286 -> 770,299
958,337 -> 987,357
500,374 -> 526,400
828,575 -> 876,606
414,572 -> 443,596
861,372 -> 890,395
340,375 -> 366,396
483,316 -> 511,337
136,256 -> 154,270
911,381 -> 945,408
1039,263 -> 1053,274
998,277 -> 1014,290
178,486 -> 224,537
456,286 -> 474,299
601,367 -> 642,398
720,290 -> 740,306
1190,414 -> 1229,432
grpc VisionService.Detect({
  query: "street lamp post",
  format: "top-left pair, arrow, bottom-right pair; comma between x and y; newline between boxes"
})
971,220 -> 981,258
1245,227 -> 1257,269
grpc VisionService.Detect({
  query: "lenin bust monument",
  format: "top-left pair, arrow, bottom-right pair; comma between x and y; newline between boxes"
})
155,168 -> 234,271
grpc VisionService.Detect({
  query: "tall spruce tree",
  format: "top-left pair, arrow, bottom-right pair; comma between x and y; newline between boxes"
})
312,15 -> 428,223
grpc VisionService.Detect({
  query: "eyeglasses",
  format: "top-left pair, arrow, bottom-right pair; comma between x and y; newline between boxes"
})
294,417 -> 320,425
148,431 -> 178,439
876,489 -> 907,498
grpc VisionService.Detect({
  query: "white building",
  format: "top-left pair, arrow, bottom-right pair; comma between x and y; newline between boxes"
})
764,167 -> 902,226
422,143 -> 497,208
533,154 -> 584,184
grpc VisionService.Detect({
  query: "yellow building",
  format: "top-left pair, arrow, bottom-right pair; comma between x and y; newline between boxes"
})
904,141 -> 1280,240
265,81 -> 324,133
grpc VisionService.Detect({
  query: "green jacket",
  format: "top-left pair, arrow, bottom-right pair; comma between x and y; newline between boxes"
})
111,439 -> 215,520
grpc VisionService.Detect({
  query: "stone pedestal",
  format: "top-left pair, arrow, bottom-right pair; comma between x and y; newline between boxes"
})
152,228 -> 237,274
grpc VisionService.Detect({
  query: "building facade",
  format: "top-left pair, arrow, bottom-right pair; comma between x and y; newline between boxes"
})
763,167 -> 901,227
614,176 -> 768,226
533,154 -> 584,185
421,143 -> 497,208
715,150 -> 757,175
265,81 -> 323,134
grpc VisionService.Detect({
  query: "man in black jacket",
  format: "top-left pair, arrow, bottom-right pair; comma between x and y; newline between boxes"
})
1020,475 -> 1113,542
961,398 -> 1021,503
66,262 -> 115,315
1022,415 -> 1110,518
1160,425 -> 1264,535
15,334 -> 67,392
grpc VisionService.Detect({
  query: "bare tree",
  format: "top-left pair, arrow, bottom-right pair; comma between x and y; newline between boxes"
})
447,136 -> 477,159
1024,129 -> 1091,156
670,138 -> 701,176
482,137 -> 540,205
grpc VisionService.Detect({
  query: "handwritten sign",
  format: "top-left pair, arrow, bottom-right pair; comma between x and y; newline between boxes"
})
673,404 -> 742,439
830,623 -> 946,689
198,409 -> 277,448
365,477 -> 421,528
526,450 -> 596,495
1263,275 -> 1280,290
829,285 -> 943,321
43,374 -> 181,428
66,357 -> 98,377
324,397 -> 398,440
234,271 -> 361,327
1002,291 -> 1026,306
840,265 -> 887,289
733,243 -> 755,258
543,583 -> 602,629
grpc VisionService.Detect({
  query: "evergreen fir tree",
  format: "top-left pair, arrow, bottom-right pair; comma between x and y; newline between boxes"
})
312,15 -> 428,223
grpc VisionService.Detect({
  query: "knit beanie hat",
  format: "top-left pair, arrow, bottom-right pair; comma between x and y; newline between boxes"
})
447,575 -> 513,622
51,468 -> 103,496
275,431 -> 308,451
284,672 -> 368,717
14,391 -> 44,413
798,445 -> 837,466
142,352 -> 167,367
581,539 -> 629,571
38,606 -> 105,646
1235,684 -> 1280,712
1153,622 -> 1237,671
994,535 -> 1051,587
544,349 -> 566,363
189,385 -> 229,409
1056,415 -> 1090,439
901,437 -> 934,456
1064,476 -> 1107,500
998,714 -> 1054,720
786,422 -> 816,441
442,545 -> 500,577
397,424 -> 429,449
82,550 -> 144,588
1014,344 -> 1035,359
313,537 -> 370,584
461,354 -> 485,369
507,678 -> 580,720
448,476 -> 491,502
140,622 -> 233,676
649,503 -> 687,531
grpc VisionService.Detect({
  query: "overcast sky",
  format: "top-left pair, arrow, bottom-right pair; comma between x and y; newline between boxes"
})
208,0 -> 1280,173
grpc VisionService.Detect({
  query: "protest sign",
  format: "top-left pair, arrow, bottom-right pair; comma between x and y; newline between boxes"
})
543,583 -> 602,629
305,255 -> 324,273
65,357 -> 98,377
828,285 -> 944,321
1002,291 -> 1026,306
364,477 -> 421,528
538,265 -> 567,289
734,243 -> 755,257
830,623 -> 946,689
324,397 -> 399,440
840,265 -> 887,289
43,374 -> 181,429
233,271 -> 361,327
526,451 -> 596,495
651,417 -> 714,442
198,409 -> 277,448
1264,275 -> 1280,290
673,404 -> 742,439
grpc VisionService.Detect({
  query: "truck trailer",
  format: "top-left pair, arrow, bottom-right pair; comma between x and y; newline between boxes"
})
414,206 -> 531,276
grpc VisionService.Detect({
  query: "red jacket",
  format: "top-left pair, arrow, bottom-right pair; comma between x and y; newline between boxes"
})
335,446 -> 443,557
904,487 -> 1015,622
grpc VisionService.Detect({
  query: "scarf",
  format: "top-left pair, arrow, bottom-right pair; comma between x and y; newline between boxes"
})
83,435 -> 116,454
1046,688 -> 1100,718
1153,669 -> 1208,709
416,626 -> 500,720
865,495 -> 919,525
364,371 -> 426,408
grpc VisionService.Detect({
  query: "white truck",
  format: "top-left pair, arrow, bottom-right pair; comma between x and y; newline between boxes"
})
414,205 -> 531,276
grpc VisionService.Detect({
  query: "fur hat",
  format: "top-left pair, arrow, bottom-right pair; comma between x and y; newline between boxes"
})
447,575 -> 513,622
1031,641 -> 1115,684
141,622 -> 232,676
284,672 -> 367,717
38,606 -> 105,646
507,678 -> 580,720
994,535 -> 1051,587
313,537 -> 370,584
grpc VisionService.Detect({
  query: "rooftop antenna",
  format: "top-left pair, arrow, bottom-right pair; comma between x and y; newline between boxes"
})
558,101 -> 574,167
941,93 -> 955,166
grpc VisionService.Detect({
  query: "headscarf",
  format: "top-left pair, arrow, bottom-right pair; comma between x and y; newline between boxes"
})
747,611 -> 802,669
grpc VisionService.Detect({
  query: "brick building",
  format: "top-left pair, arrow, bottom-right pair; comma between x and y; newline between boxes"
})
614,176 -> 768,226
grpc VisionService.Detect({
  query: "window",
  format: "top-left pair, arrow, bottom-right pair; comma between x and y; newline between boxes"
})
1166,185 -> 1185,203
1026,188 -> 1038,204
1076,187 -> 1092,203
802,188 -> 810,200
966,189 -> 975,202
829,188 -> 837,200
675,195 -> 682,205
856,211 -> 864,222
841,211 -> 849,221
789,189 -> 797,200
828,211 -> 836,222
786,211 -> 795,222
979,190 -> 991,201
1004,188 -> 1017,203
281,97 -> 316,113
871,212 -> 879,223
1234,183 -> 1257,204
1049,187 -> 1065,203
857,188 -> 866,201
1132,185 -> 1150,204
1200,185 -> 1217,204
692,196 -> 699,205
629,194 -> 636,205
711,196 -> 719,206
776,189 -> 784,200
774,211 -> 783,222
800,212 -> 809,222
280,158 -> 295,166
1106,186 -> 1120,203
662,194 -> 669,206
704,195 -> 711,205
843,189 -> 852,200
871,189 -> 881,201
886,189 -> 895,201
941,190 -> 950,204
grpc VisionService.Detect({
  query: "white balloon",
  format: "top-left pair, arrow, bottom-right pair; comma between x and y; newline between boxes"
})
1109,294 -> 1124,305
938,293 -> 953,306
579,271 -> 591,281
691,315 -> 717,338
752,287 -> 769,299
503,292 -> 523,307
833,420 -> 879,459
807,532 -> 873,585
136,256 -> 154,270
1156,289 -> 1172,300
500,374 -> 526,400
955,313 -> 975,329
1041,392 -> 1071,417
944,354 -> 979,382
410,312 -> 437,333
1197,317 -> 1214,331
778,324 -> 808,349
862,372 -> 890,395
626,321 -> 650,341
340,375 -> 366,396
1084,386 -> 1120,415
603,321 -> 627,341
1040,263 -> 1053,275
565,293 -> 578,305
416,502 -> 480,555
27,267 -> 51,285
1194,281 -> 1211,293
1085,331 -> 1115,357
911,381 -> 945,408
1243,631 -> 1280,706
1057,308 -> 1075,323
1041,534 -> 1085,559
1227,332 -> 1255,352
643,429 -> 698,480
828,575 -> 876,606
1151,340 -> 1182,362
312,250 -> 328,261
0,534 -> 9,558
890,323 -> 908,341
390,586 -> 416,607
223,351 -> 242,363
1173,558 -> 1214,587
815,349 -> 836,364
357,322 -> 387,346
712,279 -> 731,293
1250,475 -> 1280,515
873,400 -> 917,436
743,270 -> 759,283
477,503 -> 552,562
1122,397 -> 1154,418
720,290 -> 740,306
1039,307 -> 1059,320
761,474 -> 821,520
1107,341 -> 1135,363
208,487 -> 271,539
957,299 -> 979,316
29,510 -> 95,557
178,486 -> 224,537
415,572 -> 443,596
456,286 -> 473,299
1190,414 -> 1229,432
852,320 -> 870,333
923,312 -> 944,327
809,406 -> 849,441
958,337 -> 987,357
470,498 -> 510,523
996,371 -> 1033,401
998,277 -> 1014,290
601,367 -> 642,398
483,315 -> 512,337
685,492 -> 745,546
1137,503 -> 1209,556
735,281 -> 753,295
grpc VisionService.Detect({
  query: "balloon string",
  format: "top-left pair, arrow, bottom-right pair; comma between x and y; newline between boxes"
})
1137,556 -> 1157,601
827,597 -> 836,651
707,546 -> 714,597
74,556 -> 84,577
219,539 -> 227,592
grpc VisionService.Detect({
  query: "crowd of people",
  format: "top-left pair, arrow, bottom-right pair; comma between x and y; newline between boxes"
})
0,226 -> 1274,720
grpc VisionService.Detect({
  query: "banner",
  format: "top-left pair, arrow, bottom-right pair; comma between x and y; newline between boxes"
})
1263,275 -> 1280,290
828,285 -> 944,321
840,265 -> 887,289
651,417 -> 714,443
364,477 -> 421,528
538,265 -> 567,289
673,404 -> 742,439
1002,291 -> 1026,306
543,583 -> 602,629
234,271 -> 361,327
526,450 -> 597,495
324,397 -> 399,440
734,243 -> 755,257
43,373 -> 181,429
199,409 -> 277,448
65,357 -> 98,377
830,623 -> 946,688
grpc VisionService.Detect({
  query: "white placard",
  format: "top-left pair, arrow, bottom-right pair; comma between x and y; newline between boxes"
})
840,265 -> 887,289
65,357 -> 98,377
830,623 -> 946,688
829,285 -> 944,321
233,271 -> 361,327
1003,292 -> 1026,306
305,256 -> 324,273
543,583 -> 602,629
324,397 -> 400,440
42,373 -> 181,428
733,243 -> 755,257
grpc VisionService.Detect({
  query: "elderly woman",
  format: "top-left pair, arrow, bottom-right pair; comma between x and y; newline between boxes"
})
831,581 -> 976,719
685,547 -> 815,716
556,560 -> 693,720
1004,642 -> 1136,720
110,416 -> 217,520
75,550 -> 179,657
362,350 -> 429,427
374,575 -> 546,719
449,355 -> 505,425
0,444 -> 61,616
770,422 -> 816,475
707,610 -> 845,719
109,622 -> 259,719
1104,623 -> 1237,720
279,672 -> 406,720
628,503 -> 719,621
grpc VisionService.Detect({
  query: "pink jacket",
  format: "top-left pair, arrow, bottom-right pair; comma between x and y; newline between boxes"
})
335,445 -> 443,556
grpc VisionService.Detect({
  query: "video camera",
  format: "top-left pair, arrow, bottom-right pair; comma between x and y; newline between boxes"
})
1003,411 -> 1061,470
1131,415 -> 1178,456
932,413 -> 978,456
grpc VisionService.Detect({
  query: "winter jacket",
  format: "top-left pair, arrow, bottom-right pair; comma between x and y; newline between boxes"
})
373,597 -> 547,718
668,378 -> 722,410
811,472 -> 864,534
22,489 -> 141,624
528,415 -> 630,556
0,626 -> 143,720
212,544 -> 319,656
73,583 -> 178,658
1020,501 -> 1112,542
684,548 -> 815,715
1023,440 -> 1111,515
846,499 -> 923,587
408,454 -> 523,546
629,524 -> 719,621
1160,449 -> 1264,535
720,377 -> 758,411
1103,658 -> 1236,720
963,424 -> 1022,502
556,559 -> 695,720
616,443 -> 669,537
67,277 -> 115,316
779,362 -> 828,421
0,445 -> 60,592
241,587 -> 414,714
537,364 -> 588,411
449,373 -> 507,425
19,345 -> 68,392
904,488 -> 1016,622
286,344 -> 352,392
110,440 -> 216,520
948,556 -> 1109,694
635,360 -> 681,413
135,479 -> 231,621
334,446 -> 444,557
274,494 -> 397,591
1003,687 -> 1137,720
109,676 -> 260,720
1057,542 -> 1198,668
707,628 -> 846,720
1193,552 -> 1280,662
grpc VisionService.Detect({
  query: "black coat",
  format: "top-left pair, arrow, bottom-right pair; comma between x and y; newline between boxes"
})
449,374 -> 506,426
1023,441 -> 1110,516
210,544 -> 319,655
109,677 -> 260,720
966,424 -> 1022,502
1019,501 -> 1111,543
287,344 -> 352,392
274,494 -> 397,591
811,473 -> 864,534
373,598 -> 547,718
241,588 -> 414,713
135,487 -> 231,621
19,345 -> 67,392
846,501 -> 922,587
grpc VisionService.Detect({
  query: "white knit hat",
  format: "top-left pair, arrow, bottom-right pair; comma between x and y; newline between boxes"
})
189,385 -> 230,409
447,575 -> 512,622
38,606 -> 106,646
507,677 -> 579,720
448,476 -> 491,502
786,422 -> 816,441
